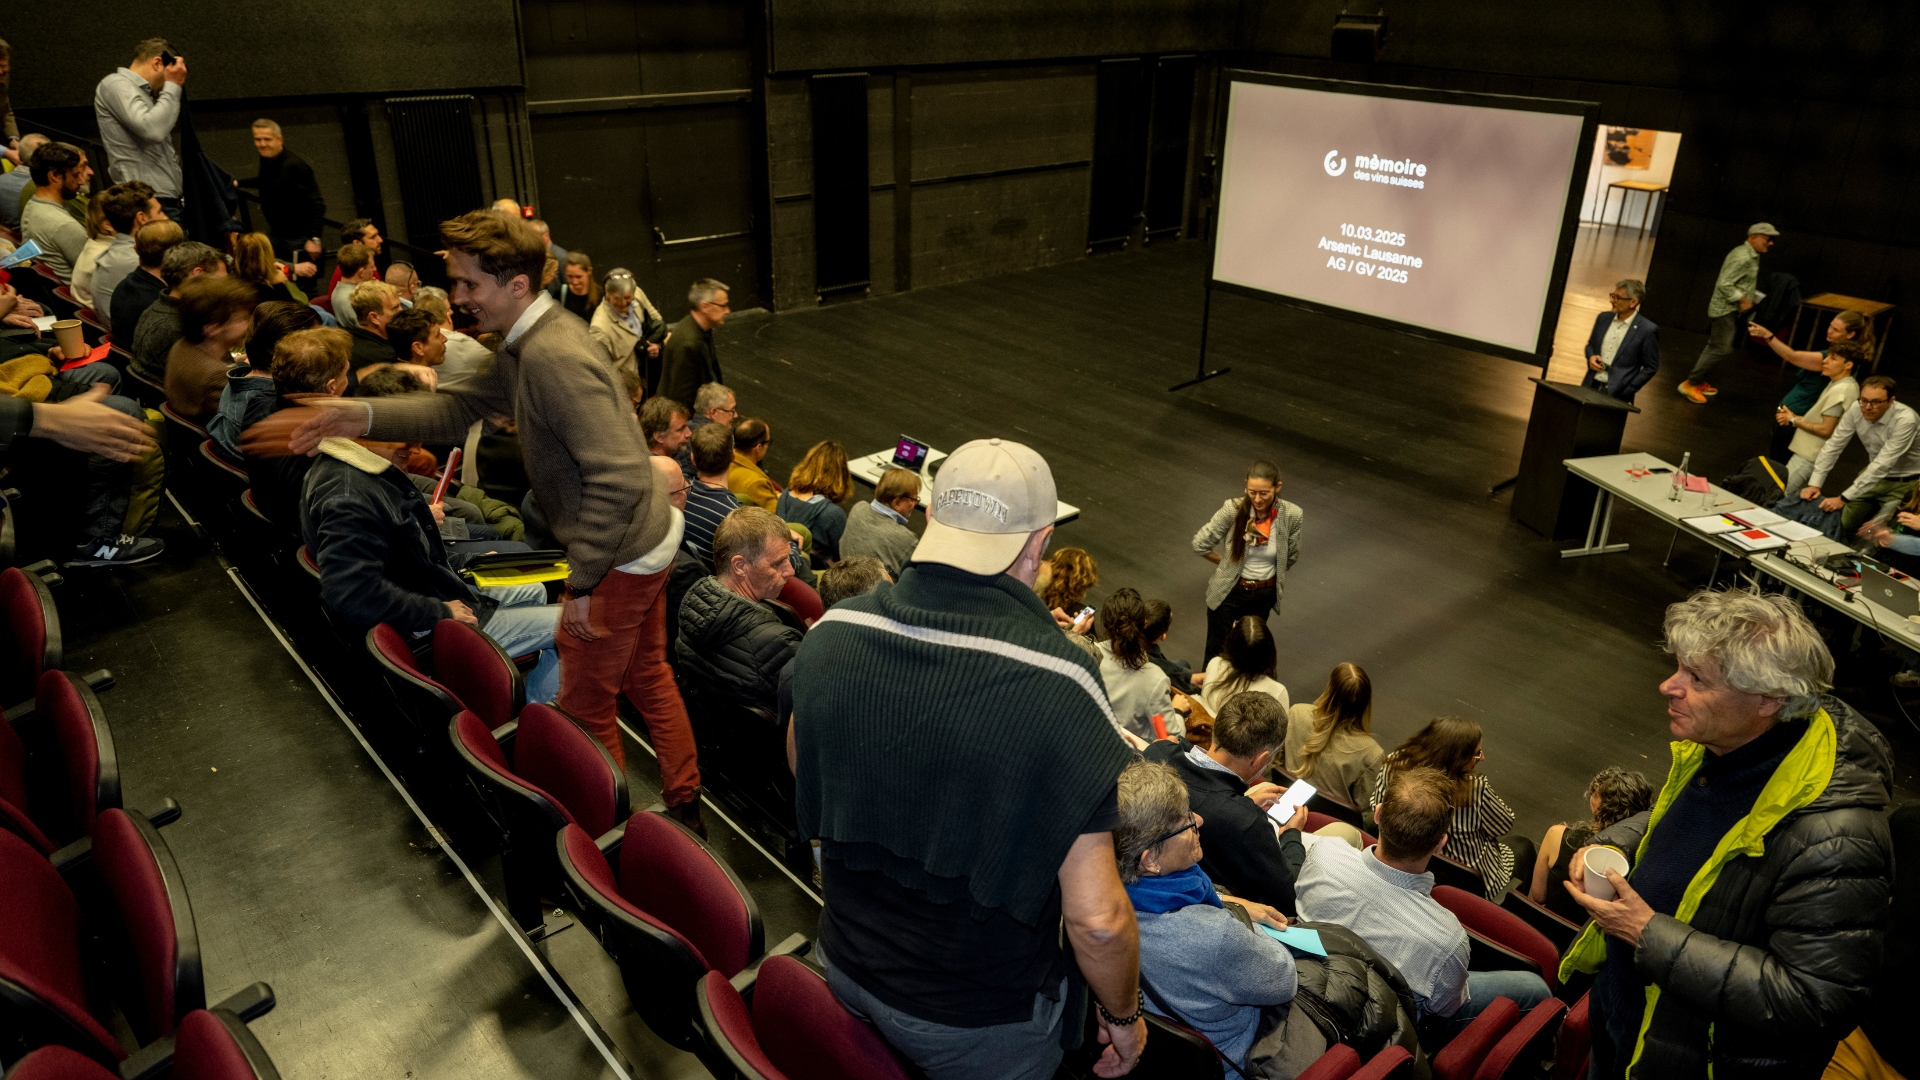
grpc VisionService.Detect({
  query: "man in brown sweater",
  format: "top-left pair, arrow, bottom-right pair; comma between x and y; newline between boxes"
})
244,211 -> 703,830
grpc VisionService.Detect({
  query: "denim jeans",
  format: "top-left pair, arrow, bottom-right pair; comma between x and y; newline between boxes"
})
478,583 -> 561,705
821,948 -> 1070,1080
1436,970 -> 1553,1042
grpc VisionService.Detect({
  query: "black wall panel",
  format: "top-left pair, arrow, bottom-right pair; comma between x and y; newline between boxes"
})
8,0 -> 522,108
1087,59 -> 1152,249
810,75 -> 871,293
767,0 -> 1240,72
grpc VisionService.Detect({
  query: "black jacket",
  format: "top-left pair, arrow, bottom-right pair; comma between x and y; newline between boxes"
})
1145,739 -> 1307,915
674,575 -> 802,710
1579,310 -> 1661,401
1580,697 -> 1892,1080
110,268 -> 166,350
239,149 -> 326,241
658,315 -> 720,414
347,325 -> 396,370
300,439 -> 485,633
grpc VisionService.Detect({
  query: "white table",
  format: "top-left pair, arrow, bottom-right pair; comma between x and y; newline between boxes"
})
1563,452 -> 1920,649
849,448 -> 1081,525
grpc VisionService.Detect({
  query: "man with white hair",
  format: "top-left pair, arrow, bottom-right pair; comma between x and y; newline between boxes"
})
239,118 -> 326,266
659,279 -> 728,408
1562,587 -> 1892,1080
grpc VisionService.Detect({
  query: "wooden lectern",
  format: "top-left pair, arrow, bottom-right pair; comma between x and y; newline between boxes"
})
1512,378 -> 1639,540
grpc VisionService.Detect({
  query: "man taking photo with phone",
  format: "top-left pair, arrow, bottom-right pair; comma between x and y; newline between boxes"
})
94,39 -> 187,218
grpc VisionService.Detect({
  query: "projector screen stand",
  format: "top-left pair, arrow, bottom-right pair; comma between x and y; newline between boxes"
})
1169,280 -> 1232,391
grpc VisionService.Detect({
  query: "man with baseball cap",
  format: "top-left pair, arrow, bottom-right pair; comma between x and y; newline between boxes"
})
1678,222 -> 1779,404
789,438 -> 1147,1079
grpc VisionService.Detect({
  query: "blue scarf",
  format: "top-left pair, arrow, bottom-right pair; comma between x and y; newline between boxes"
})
1125,865 -> 1223,914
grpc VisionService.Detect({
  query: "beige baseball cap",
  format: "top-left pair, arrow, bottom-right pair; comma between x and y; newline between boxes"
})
912,438 -> 1057,575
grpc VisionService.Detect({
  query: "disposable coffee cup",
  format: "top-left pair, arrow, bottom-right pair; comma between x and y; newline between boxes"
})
1582,846 -> 1630,901
52,319 -> 85,360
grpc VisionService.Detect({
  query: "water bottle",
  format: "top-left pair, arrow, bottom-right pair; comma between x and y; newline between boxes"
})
1670,451 -> 1691,502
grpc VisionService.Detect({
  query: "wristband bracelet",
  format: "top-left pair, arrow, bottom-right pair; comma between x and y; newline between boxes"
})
1095,989 -> 1146,1027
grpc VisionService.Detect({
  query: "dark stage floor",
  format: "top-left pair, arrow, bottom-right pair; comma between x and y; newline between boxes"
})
50,237 -> 1913,1079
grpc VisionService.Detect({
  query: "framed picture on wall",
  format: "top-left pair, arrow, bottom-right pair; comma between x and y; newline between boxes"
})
1603,127 -> 1656,169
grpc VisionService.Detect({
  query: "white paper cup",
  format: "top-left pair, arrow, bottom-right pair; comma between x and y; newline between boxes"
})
1582,846 -> 1630,901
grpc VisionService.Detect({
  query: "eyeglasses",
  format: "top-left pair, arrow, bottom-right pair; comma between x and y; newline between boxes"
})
667,482 -> 691,495
702,300 -> 732,311
1150,813 -> 1200,848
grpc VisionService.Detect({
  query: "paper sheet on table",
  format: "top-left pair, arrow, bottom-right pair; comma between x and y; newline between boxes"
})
1767,521 -> 1823,542
1258,924 -> 1328,956
1730,506 -> 1786,526
1682,515 -> 1744,535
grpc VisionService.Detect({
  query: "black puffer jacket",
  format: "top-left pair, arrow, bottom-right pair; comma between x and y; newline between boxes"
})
1293,922 -> 1426,1074
1572,696 -> 1893,1080
674,576 -> 803,710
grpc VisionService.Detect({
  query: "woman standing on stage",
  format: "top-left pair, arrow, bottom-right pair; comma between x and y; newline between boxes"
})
1191,460 -> 1302,662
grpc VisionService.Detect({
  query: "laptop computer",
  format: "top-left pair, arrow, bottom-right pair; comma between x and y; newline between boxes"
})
1857,566 -> 1920,618
891,435 -> 931,471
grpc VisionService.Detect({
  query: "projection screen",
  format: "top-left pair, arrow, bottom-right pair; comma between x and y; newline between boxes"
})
1211,73 -> 1597,362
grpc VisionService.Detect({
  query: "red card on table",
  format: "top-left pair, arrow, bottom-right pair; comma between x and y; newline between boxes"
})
1683,475 -> 1710,493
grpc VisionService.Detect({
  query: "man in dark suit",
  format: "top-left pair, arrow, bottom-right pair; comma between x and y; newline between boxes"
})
658,277 -> 728,406
1582,278 -> 1660,402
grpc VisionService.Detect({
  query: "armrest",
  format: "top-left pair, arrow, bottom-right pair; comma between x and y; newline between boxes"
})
119,1036 -> 176,1080
595,822 -> 626,859
50,836 -> 92,876
146,798 -> 181,828
20,558 -> 55,578
492,718 -> 519,748
729,932 -> 813,997
2,698 -> 32,723
82,668 -> 114,694
213,981 -> 276,1021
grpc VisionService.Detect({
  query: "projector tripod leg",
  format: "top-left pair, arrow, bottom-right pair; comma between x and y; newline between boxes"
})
1169,279 -> 1232,392
1488,475 -> 1519,496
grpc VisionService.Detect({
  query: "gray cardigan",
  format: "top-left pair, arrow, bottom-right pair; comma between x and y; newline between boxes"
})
1137,901 -> 1298,1068
1190,497 -> 1304,612
840,500 -> 918,578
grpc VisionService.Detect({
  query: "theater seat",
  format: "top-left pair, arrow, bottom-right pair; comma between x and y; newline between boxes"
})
6,1004 -> 284,1080
159,403 -> 209,440
694,954 -> 911,1080
0,670 -> 121,850
1431,996 -> 1521,1080
432,618 -> 524,730
450,705 -> 626,931
1350,1046 -> 1416,1079
198,440 -> 249,485
93,806 -> 205,1044
1548,993 -> 1590,1080
365,623 -> 461,738
1432,886 -> 1560,992
1499,891 -> 1583,954
1296,1044 -> 1362,1080
0,827 -> 127,1065
775,575 -> 823,627
1472,998 -> 1566,1080
557,809 -> 766,1050
0,565 -> 62,707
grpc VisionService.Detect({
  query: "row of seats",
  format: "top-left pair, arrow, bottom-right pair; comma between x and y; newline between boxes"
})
0,568 -> 286,1077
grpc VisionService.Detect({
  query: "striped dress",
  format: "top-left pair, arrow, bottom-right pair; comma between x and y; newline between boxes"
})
1371,764 -> 1517,899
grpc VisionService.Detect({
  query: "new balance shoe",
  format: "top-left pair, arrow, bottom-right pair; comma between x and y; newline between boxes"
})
69,534 -> 165,568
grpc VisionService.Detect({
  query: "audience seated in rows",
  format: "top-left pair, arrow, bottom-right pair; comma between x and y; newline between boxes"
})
1197,615 -> 1288,715
1038,545 -> 1097,620
385,262 -> 418,307
90,180 -> 163,322
1143,599 -> 1196,695
1296,766 -> 1551,1045
209,301 -> 318,460
232,231 -> 302,306
641,396 -> 690,464
817,556 -> 889,607
20,141 -> 89,282
130,240 -> 224,386
728,416 -> 780,510
1116,759 -> 1420,1076
1527,766 -> 1652,924
588,268 -> 665,402
1097,587 -> 1176,740
675,380 -> 737,478
776,440 -> 852,566
841,466 -> 919,579
165,274 -> 259,423
683,421 -> 739,569
246,327 -> 350,533
676,506 -> 804,713
110,219 -> 182,347
299,418 -> 561,704
1145,692 -> 1320,914
1284,662 -> 1385,812
413,289 -> 491,393
329,240 -> 378,324
1370,716 -> 1526,899
346,280 -> 404,374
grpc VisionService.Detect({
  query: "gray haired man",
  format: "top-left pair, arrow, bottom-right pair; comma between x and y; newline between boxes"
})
1562,588 -> 1891,1080
1580,278 -> 1660,402
659,279 -> 729,409
1678,223 -> 1778,404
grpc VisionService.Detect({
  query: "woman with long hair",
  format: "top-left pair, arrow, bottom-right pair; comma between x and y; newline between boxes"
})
1284,663 -> 1383,811
70,190 -> 115,309
1528,766 -> 1653,921
1191,460 -> 1303,662
232,232 -> 303,305
588,268 -> 666,401
1370,716 -> 1524,899
777,440 -> 854,564
1197,615 -> 1288,716
1754,308 -> 1876,463
1037,546 -> 1098,622
1097,588 -> 1175,739
561,250 -> 601,319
